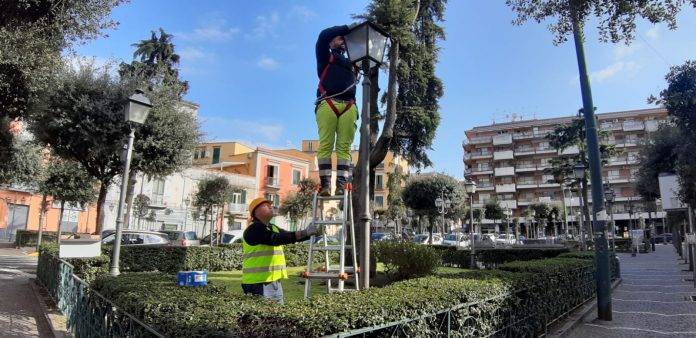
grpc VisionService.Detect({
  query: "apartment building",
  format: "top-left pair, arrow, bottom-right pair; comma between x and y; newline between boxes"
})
298,140 -> 409,212
463,108 -> 668,234
193,141 -> 312,230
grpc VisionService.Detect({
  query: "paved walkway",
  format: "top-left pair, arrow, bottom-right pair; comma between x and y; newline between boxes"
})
0,243 -> 52,337
569,244 -> 696,337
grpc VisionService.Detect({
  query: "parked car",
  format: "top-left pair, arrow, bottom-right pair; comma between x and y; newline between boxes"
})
371,232 -> 393,242
655,233 -> 673,244
101,230 -> 170,246
160,230 -> 200,247
201,231 -> 243,245
495,234 -> 516,245
413,233 -> 443,245
442,233 -> 467,247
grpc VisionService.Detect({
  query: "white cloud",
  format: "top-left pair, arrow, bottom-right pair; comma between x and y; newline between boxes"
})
257,56 -> 280,70
177,21 -> 240,42
590,61 -> 639,83
178,46 -> 206,61
201,116 -> 284,143
65,54 -> 119,76
246,11 -> 280,39
646,26 -> 660,40
613,43 -> 642,60
289,5 -> 316,21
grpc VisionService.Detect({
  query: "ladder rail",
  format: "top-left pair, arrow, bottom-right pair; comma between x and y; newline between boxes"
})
348,191 -> 360,291
304,191 -> 320,298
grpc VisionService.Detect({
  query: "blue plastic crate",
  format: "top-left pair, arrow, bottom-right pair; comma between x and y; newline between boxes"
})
177,271 -> 208,287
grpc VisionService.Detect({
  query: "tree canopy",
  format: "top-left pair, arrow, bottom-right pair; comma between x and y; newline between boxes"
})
39,159 -> 96,208
506,0 -> 695,45
279,178 -> 317,225
401,173 -> 465,221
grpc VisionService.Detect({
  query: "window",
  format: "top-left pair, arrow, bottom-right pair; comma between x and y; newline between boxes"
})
212,146 -> 221,164
231,192 -> 244,204
542,174 -> 555,184
264,193 -> 280,207
374,195 -> 384,208
608,169 -> 620,178
194,147 -> 206,159
292,169 -> 302,185
375,174 -> 384,190
229,221 -> 242,231
267,165 -> 279,186
152,178 -> 165,205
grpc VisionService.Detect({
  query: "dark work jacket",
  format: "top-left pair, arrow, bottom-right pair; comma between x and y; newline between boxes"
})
315,25 -> 356,102
243,218 -> 310,246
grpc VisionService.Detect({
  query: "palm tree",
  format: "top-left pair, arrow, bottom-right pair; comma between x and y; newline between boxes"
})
132,28 -> 180,67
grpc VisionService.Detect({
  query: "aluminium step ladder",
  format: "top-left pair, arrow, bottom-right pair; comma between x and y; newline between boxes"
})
302,184 -> 359,298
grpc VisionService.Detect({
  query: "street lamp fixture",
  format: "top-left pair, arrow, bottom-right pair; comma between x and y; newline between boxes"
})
573,162 -> 587,180
464,180 -> 477,268
344,21 -> 390,290
110,90 -> 152,277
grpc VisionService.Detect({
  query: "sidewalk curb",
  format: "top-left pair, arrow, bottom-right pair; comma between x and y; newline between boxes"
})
547,278 -> 622,338
30,279 -> 70,338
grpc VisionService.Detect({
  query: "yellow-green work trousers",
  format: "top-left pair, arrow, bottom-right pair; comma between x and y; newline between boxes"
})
315,99 -> 357,190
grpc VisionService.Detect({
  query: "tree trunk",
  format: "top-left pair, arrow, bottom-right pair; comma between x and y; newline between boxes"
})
57,202 -> 65,246
95,180 -> 110,235
123,172 -> 138,230
209,207 -> 215,247
37,194 -> 48,250
581,177 -> 592,241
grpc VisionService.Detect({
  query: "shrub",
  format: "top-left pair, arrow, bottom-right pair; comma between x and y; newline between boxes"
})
15,229 -> 58,247
38,244 -> 109,283
373,241 -> 441,280
432,246 -> 569,269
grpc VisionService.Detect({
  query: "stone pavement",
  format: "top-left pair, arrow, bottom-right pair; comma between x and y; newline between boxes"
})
0,242 -> 52,337
569,244 -> 696,337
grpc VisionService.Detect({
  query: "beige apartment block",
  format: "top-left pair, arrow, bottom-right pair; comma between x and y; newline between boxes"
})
463,108 -> 669,234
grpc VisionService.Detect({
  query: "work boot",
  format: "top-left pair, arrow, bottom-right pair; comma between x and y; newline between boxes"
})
335,160 -> 352,196
319,175 -> 331,196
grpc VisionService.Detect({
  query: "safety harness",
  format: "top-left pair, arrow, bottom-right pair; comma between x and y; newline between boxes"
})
317,53 -> 356,117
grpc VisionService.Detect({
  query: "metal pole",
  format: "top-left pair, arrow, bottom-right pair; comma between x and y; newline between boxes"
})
572,15 -> 612,321
359,60 -> 372,289
469,195 -> 476,268
688,206 -> 695,272
110,128 -> 135,277
609,203 -> 616,255
578,183 -> 586,250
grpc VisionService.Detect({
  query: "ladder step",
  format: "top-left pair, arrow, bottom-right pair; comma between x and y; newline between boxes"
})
303,272 -> 352,279
317,195 -> 347,201
312,220 -> 345,225
312,245 -> 351,251
326,267 -> 357,273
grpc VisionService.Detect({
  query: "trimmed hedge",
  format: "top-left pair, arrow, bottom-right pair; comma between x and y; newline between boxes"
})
39,244 -> 110,283
89,256 -> 599,337
431,245 -> 570,269
372,241 -> 441,280
15,229 -> 58,247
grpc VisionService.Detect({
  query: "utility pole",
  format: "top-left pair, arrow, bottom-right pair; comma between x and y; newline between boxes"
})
572,14 -> 612,321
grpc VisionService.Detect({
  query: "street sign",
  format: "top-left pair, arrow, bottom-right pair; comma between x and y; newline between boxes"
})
686,233 -> 696,245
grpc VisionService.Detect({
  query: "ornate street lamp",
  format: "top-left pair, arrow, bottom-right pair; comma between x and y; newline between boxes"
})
343,22 -> 389,289
464,180 -> 477,268
435,193 -> 451,241
110,90 -> 152,277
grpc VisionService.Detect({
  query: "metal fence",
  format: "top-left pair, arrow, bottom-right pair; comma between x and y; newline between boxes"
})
37,255 -> 164,338
327,266 -> 599,338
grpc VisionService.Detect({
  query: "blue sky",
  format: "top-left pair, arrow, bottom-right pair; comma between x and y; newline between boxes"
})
73,1 -> 696,178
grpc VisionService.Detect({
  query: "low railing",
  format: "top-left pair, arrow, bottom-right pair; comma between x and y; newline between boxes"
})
328,266 -> 598,337
37,255 -> 164,337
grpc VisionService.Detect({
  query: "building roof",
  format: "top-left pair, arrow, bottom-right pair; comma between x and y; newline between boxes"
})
466,107 -> 667,134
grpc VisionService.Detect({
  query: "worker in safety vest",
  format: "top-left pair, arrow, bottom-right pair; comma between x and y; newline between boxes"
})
315,25 -> 359,196
241,197 -> 323,304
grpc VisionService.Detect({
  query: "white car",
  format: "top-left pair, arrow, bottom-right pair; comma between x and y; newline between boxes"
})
495,234 -> 516,245
413,233 -> 443,245
442,233 -> 468,247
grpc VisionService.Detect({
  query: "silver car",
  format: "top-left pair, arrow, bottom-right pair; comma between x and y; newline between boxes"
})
101,230 -> 170,246
160,230 -> 200,247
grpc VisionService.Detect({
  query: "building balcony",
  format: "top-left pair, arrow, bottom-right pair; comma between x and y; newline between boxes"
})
499,200 -> 517,209
493,150 -> 514,160
600,122 -> 623,131
494,166 -> 515,177
515,164 -> 537,173
467,168 -> 494,175
492,134 -> 513,145
465,152 -> 493,160
535,148 -> 556,155
472,203 -> 484,208
607,176 -> 631,184
645,120 -> 659,132
228,203 -> 248,214
623,121 -> 644,131
517,199 -> 534,206
266,177 -> 279,188
537,164 -> 552,170
477,184 -> 495,191
514,148 -> 535,156
539,182 -> 560,188
468,136 -> 492,145
496,183 -> 516,193
513,132 -> 534,140
558,145 -> 579,155
517,182 -> 538,189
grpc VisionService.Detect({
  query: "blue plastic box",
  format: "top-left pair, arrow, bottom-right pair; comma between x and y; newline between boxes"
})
177,271 -> 208,287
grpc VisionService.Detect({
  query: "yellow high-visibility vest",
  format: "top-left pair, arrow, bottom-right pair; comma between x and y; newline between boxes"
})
241,224 -> 288,284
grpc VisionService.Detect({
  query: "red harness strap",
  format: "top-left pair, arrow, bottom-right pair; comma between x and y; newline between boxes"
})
318,54 -> 354,117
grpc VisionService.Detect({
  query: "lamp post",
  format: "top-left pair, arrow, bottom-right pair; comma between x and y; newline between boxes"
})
109,90 -> 152,277
344,21 -> 389,289
183,197 -> 191,231
628,200 -> 636,257
573,162 -> 587,250
464,180 -> 476,268
435,192 -> 451,241
504,206 -> 512,244
604,187 -> 616,255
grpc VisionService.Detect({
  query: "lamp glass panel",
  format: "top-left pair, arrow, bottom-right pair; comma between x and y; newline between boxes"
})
367,25 -> 388,63
125,101 -> 150,124
344,24 -> 368,63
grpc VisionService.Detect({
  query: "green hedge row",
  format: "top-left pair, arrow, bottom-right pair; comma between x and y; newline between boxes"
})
431,245 -> 569,269
15,229 -> 58,247
89,255 -> 598,337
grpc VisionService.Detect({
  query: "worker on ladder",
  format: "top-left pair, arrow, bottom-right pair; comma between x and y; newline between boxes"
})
241,197 -> 323,304
315,24 -> 359,196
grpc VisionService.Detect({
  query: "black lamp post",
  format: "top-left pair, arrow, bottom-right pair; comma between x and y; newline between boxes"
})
344,21 -> 389,289
110,90 -> 152,277
573,162 -> 587,250
464,180 -> 477,267
604,186 -> 616,254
